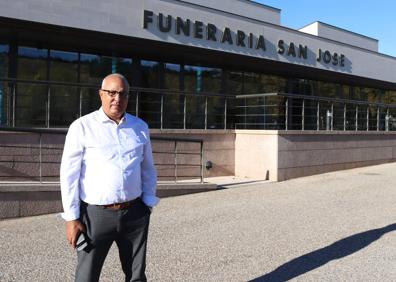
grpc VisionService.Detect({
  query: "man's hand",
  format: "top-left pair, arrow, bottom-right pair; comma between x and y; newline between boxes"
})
66,220 -> 86,248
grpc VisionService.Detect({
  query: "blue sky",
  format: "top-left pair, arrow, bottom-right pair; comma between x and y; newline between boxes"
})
254,0 -> 396,57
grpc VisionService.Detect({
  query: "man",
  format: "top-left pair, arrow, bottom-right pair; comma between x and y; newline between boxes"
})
60,73 -> 159,282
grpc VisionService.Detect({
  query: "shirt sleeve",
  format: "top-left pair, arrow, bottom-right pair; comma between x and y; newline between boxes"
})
140,128 -> 159,207
60,121 -> 84,221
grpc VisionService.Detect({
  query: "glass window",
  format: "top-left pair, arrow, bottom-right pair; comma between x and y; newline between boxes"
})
0,44 -> 8,78
49,86 -> 79,127
332,102 -> 345,130
15,83 -> 47,127
81,87 -> 100,117
163,63 -> 180,90
113,57 -> 133,85
287,98 -> 303,130
17,46 -> 48,80
207,96 -> 225,129
345,104 -> 357,130
357,105 -> 368,131
163,93 -> 184,128
303,100 -> 318,130
184,65 -> 222,93
138,60 -> 161,127
138,90 -> 161,128
186,95 -> 205,129
80,54 -> 112,84
260,75 -> 287,93
49,50 -> 78,82
140,60 -> 160,88
316,81 -> 337,98
226,71 -> 243,95
243,72 -> 262,94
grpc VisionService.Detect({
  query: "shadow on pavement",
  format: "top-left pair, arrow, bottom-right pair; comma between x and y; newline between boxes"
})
250,223 -> 396,282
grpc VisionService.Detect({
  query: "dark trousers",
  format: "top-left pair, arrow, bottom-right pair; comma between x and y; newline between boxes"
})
75,199 -> 151,282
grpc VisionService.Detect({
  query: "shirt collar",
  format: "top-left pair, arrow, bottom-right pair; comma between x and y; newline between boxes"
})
97,107 -> 127,124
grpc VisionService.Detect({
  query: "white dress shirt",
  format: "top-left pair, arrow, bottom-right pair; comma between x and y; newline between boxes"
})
60,108 -> 159,221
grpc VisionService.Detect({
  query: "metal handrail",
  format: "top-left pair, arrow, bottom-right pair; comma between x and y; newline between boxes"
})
0,128 -> 204,184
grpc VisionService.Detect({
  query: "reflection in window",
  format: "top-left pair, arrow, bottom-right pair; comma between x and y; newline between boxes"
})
139,61 -> 161,127
80,87 -> 100,117
184,65 -> 222,93
226,71 -> 243,95
163,63 -> 180,90
17,46 -> 48,80
186,95 -> 205,129
163,63 -> 182,128
114,58 -> 133,85
140,60 -> 160,88
50,50 -> 78,82
243,72 -> 262,94
15,83 -> 47,127
80,54 -> 112,84
50,86 -> 79,127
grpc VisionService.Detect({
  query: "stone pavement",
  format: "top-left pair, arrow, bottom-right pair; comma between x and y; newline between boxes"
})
1,163 -> 396,281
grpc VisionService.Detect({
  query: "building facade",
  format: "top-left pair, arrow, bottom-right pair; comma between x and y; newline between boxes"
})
1,0 -> 396,181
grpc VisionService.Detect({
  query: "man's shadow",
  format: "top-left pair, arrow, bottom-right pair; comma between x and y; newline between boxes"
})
250,223 -> 396,282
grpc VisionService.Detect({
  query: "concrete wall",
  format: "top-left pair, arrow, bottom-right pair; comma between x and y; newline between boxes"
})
234,130 -> 278,181
299,21 -> 378,52
234,130 -> 396,181
277,131 -> 396,181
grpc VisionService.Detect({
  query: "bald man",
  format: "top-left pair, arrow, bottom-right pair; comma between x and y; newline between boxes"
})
60,73 -> 159,282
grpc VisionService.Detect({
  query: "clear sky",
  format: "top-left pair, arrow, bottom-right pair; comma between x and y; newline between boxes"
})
254,0 -> 396,57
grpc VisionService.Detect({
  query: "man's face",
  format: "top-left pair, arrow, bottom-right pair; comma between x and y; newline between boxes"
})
99,76 -> 129,122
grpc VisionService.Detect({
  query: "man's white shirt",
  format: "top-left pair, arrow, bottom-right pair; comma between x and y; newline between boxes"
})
60,108 -> 159,221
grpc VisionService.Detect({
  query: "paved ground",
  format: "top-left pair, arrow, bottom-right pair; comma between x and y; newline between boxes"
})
1,163 -> 396,281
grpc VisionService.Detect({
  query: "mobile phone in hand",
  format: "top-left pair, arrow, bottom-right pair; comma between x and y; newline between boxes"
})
76,232 -> 89,251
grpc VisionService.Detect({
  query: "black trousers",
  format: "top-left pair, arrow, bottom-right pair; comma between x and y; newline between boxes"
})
75,199 -> 151,282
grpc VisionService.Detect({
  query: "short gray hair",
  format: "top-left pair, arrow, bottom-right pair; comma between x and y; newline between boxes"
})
101,73 -> 130,92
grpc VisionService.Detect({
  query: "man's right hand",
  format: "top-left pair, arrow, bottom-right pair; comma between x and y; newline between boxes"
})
66,220 -> 86,249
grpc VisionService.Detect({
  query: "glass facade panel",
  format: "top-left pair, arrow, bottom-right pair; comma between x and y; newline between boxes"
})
186,95 -> 205,129
207,96 -> 225,129
81,87 -> 100,116
80,54 -> 112,84
163,63 -> 180,90
163,93 -> 184,128
50,86 -> 79,127
138,91 -> 161,128
261,75 -> 287,93
316,81 -> 337,98
226,71 -> 243,95
303,100 -> 318,130
49,50 -> 78,82
140,60 -> 160,88
287,98 -> 303,130
345,104 -> 357,130
368,106 -> 378,130
333,102 -> 345,130
243,72 -> 263,94
15,83 -> 47,127
357,105 -> 368,130
0,42 -> 395,131
18,46 -> 48,80
113,58 -> 133,84
184,65 -> 222,93
318,101 -> 332,130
